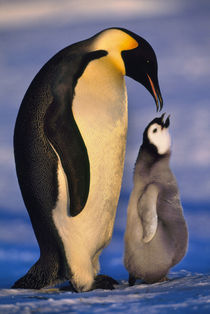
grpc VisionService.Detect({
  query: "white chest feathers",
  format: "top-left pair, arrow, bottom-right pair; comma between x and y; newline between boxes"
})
52,52 -> 128,291
72,53 -> 128,219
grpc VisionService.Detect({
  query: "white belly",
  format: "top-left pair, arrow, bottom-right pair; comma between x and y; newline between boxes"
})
52,56 -> 128,280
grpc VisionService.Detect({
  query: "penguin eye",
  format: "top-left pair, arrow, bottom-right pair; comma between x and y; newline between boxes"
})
153,128 -> 157,133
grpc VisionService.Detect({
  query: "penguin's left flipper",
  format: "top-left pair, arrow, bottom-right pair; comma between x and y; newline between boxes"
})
45,51 -> 107,217
92,275 -> 119,290
44,57 -> 91,217
45,101 -> 90,217
138,184 -> 159,243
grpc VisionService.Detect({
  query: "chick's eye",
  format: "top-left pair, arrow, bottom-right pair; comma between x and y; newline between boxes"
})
153,128 -> 157,133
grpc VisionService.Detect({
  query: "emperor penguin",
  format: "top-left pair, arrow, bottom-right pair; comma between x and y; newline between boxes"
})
13,28 -> 163,292
124,114 -> 188,285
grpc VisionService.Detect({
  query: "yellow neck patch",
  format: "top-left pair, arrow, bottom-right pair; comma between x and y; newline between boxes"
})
92,29 -> 138,74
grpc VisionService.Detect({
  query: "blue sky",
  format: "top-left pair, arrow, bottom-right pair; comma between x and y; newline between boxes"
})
0,0 -> 210,287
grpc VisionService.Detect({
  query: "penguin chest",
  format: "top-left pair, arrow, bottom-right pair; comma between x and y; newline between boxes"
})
53,58 -> 128,258
72,59 -> 128,236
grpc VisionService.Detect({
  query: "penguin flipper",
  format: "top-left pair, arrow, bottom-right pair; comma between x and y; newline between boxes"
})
45,100 -> 90,217
44,55 -> 91,217
138,184 -> 159,243
44,50 -> 107,217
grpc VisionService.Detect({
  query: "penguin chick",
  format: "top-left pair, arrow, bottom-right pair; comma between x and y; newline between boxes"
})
124,114 -> 188,285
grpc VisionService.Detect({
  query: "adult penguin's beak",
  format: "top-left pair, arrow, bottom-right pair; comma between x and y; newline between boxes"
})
147,73 -> 163,112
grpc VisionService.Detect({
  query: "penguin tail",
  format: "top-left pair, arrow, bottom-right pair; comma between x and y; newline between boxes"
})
11,258 -> 63,289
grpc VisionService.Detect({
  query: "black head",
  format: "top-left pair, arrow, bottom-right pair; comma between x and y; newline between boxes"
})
91,28 -> 163,111
120,28 -> 163,111
142,113 -> 171,155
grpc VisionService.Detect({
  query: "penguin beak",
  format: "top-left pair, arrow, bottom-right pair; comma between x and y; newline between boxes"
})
147,74 -> 163,112
160,113 -> 170,128
164,115 -> 170,128
161,113 -> 166,124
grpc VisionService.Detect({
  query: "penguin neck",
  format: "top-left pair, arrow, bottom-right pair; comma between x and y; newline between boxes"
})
135,145 -> 171,173
72,54 -> 128,128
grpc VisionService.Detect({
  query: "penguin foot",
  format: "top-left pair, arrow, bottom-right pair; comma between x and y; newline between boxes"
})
92,274 -> 119,290
60,282 -> 78,293
128,274 -> 136,286
158,276 -> 169,283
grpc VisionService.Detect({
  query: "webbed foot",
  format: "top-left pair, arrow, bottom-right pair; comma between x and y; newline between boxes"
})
158,276 -> 169,282
128,274 -> 136,286
92,274 -> 118,290
60,281 -> 78,292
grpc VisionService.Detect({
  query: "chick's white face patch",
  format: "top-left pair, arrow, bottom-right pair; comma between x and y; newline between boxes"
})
148,123 -> 171,154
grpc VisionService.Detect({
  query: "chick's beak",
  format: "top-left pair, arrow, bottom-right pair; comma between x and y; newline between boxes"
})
164,115 -> 170,128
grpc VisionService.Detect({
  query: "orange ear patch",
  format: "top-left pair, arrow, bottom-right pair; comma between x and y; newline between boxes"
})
93,29 -> 138,53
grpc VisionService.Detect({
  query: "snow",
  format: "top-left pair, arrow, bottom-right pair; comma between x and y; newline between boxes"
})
0,0 -> 210,312
0,273 -> 210,313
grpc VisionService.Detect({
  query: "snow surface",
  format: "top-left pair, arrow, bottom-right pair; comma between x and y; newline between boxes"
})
0,272 -> 210,313
0,0 -> 210,313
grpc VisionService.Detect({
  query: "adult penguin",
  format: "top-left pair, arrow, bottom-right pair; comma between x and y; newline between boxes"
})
13,28 -> 163,292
